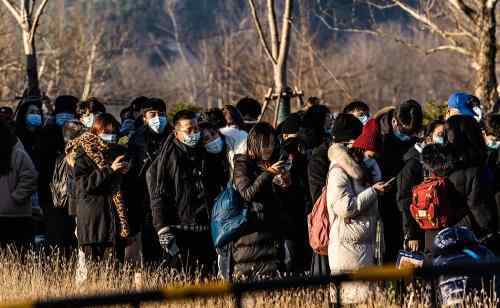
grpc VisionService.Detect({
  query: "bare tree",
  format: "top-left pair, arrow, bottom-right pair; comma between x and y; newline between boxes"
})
247,0 -> 294,125
318,0 -> 499,110
1,0 -> 49,98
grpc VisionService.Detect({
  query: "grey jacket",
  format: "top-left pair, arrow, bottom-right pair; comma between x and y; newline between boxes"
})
0,142 -> 38,217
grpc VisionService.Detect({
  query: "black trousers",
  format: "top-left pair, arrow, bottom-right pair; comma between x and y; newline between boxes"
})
0,217 -> 33,248
170,229 -> 216,276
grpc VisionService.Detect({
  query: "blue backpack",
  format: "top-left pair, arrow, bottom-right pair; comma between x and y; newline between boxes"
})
211,184 -> 248,248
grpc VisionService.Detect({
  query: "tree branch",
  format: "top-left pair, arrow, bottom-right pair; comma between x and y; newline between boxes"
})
447,0 -> 478,24
267,0 -> 279,60
392,0 -> 457,44
247,0 -> 277,65
29,0 -> 49,44
277,0 -> 293,67
426,44 -> 472,56
1,0 -> 22,25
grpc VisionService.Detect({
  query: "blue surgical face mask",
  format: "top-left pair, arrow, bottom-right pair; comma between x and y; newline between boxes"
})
148,116 -> 167,134
205,137 -> 224,154
433,136 -> 444,145
181,131 -> 201,147
99,133 -> 117,144
26,114 -> 42,127
357,115 -> 369,126
394,129 -> 411,142
55,113 -> 74,127
81,114 -> 95,128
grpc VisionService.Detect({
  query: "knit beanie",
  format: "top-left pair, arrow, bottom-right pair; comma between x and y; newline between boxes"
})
142,98 -> 166,114
332,113 -> 363,143
55,95 -> 78,114
352,118 -> 380,152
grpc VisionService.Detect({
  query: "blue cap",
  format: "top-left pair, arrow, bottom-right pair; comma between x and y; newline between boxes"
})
447,92 -> 477,117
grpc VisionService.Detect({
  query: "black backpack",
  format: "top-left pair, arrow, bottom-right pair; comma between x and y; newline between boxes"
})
50,155 -> 72,209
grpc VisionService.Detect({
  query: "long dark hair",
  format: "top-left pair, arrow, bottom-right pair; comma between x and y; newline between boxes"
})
0,121 -> 17,175
222,105 -> 244,129
445,115 -> 486,166
247,122 -> 278,162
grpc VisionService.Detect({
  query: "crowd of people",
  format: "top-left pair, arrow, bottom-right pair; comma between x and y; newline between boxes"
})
1,92 -> 500,303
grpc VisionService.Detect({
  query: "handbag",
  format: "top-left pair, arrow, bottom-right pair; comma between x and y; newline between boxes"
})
210,183 -> 248,248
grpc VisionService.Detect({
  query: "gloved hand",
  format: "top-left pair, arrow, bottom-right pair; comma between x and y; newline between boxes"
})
158,231 -> 179,257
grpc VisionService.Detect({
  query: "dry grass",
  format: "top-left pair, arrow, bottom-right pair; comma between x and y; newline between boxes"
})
0,247 -> 497,308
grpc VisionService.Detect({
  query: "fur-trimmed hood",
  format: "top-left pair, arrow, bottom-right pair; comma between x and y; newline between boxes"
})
328,143 -> 364,180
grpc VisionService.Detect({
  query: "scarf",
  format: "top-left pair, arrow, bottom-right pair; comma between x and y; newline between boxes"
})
66,132 -> 129,238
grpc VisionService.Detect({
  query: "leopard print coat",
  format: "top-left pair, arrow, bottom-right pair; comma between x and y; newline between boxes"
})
66,132 -> 129,238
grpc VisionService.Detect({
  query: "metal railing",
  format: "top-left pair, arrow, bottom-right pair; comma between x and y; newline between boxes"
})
3,262 -> 500,308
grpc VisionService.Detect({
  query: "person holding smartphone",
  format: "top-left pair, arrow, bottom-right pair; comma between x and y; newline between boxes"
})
326,119 -> 387,305
232,122 -> 293,278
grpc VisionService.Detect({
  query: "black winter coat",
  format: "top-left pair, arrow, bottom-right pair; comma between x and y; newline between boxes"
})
146,135 -> 224,231
124,125 -> 170,235
446,164 -> 496,237
73,146 -> 125,245
232,154 -> 290,277
487,148 -> 500,230
308,142 -> 330,202
396,146 -> 424,241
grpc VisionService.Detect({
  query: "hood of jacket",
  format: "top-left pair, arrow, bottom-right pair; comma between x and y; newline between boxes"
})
374,107 -> 395,136
403,145 -> 421,162
327,143 -> 364,180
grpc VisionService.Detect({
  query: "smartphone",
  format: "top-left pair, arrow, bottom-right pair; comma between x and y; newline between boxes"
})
383,177 -> 396,187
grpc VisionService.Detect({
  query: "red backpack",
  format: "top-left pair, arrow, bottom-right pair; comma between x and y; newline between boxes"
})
410,176 -> 451,230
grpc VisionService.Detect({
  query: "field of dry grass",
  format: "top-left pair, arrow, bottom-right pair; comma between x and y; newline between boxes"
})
0,247 -> 497,308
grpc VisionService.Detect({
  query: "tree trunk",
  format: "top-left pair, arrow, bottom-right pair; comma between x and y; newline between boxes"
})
474,0 -> 498,111
275,0 -> 293,126
22,29 -> 41,98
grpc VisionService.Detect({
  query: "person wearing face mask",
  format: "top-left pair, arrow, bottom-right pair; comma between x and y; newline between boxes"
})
372,100 -> 423,262
146,110 -> 219,274
78,98 -> 106,129
123,98 -> 171,265
446,92 -> 482,122
231,123 -> 292,278
69,113 -> 129,274
307,113 -> 363,276
326,119 -> 386,305
396,120 -> 445,253
343,100 -> 371,126
15,99 -> 47,245
483,114 -> 500,246
39,95 -> 79,248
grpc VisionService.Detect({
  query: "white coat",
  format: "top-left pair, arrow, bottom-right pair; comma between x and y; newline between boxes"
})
326,143 -> 382,303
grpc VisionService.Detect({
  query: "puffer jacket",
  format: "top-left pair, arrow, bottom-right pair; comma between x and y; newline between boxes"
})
0,142 -> 38,217
396,145 -> 424,242
326,143 -> 381,304
232,154 -> 290,278
326,143 -> 380,273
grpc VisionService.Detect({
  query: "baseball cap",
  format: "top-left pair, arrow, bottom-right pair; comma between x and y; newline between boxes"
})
447,92 -> 478,117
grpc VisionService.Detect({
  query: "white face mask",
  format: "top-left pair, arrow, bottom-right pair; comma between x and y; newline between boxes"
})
81,114 -> 95,128
205,137 -> 224,154
363,157 -> 382,182
99,133 -> 117,144
473,106 -> 482,122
